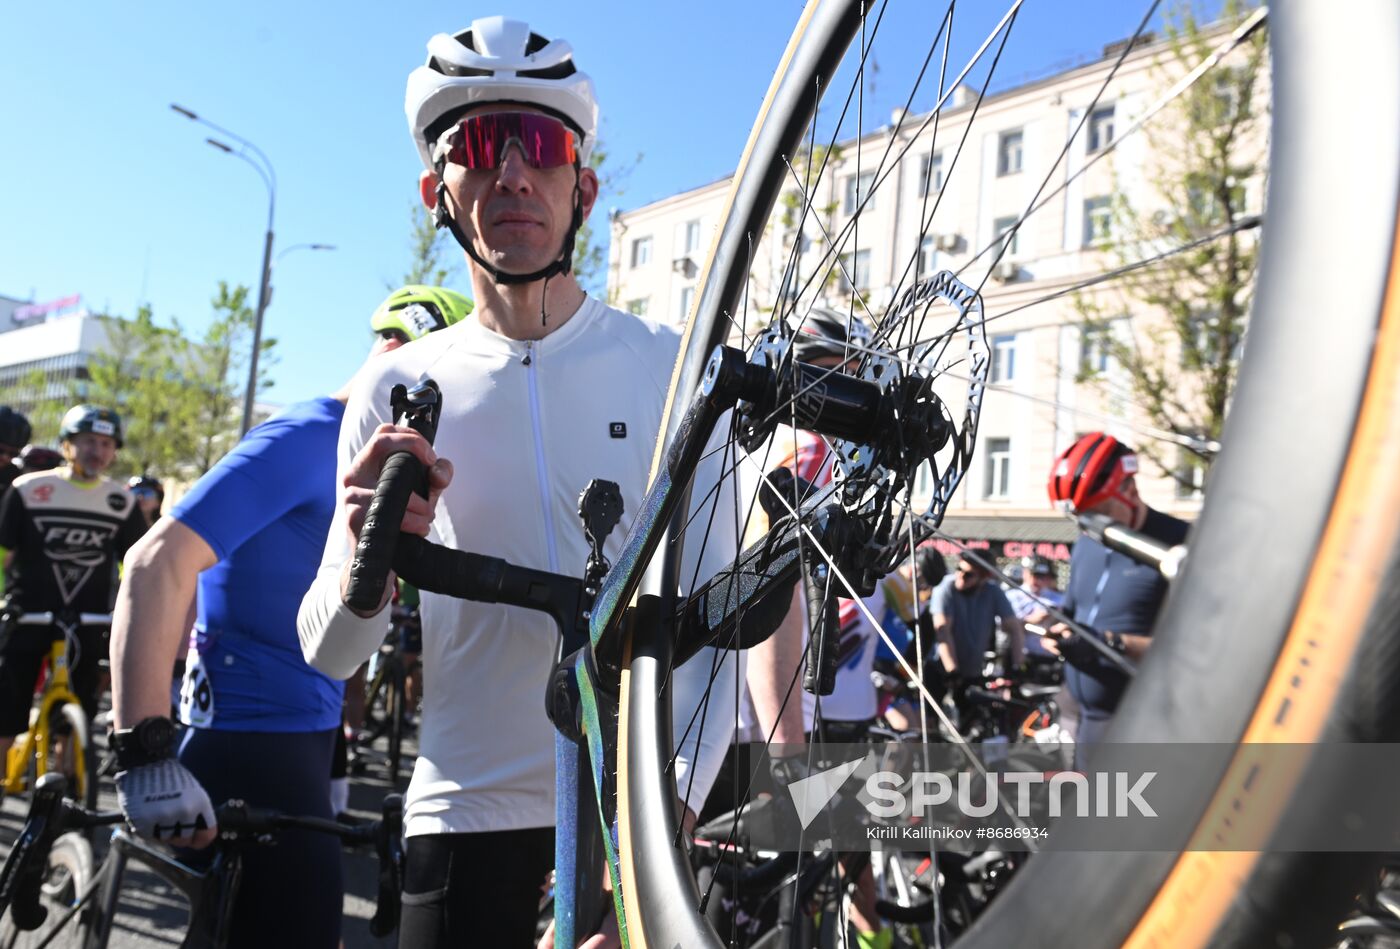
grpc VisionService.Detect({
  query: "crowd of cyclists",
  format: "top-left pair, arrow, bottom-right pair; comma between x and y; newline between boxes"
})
0,14 -> 1196,949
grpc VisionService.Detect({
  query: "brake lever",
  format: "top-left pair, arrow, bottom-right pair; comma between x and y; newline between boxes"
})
369,793 -> 404,937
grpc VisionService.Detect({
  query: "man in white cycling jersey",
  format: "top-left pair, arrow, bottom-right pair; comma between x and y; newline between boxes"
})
296,17 -> 738,948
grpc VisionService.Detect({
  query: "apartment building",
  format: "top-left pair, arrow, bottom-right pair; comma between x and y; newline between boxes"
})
607,28 -> 1263,561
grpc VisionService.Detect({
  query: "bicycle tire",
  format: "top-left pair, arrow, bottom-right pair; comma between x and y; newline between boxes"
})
613,2 -> 1400,948
0,832 -> 96,949
26,704 -> 90,808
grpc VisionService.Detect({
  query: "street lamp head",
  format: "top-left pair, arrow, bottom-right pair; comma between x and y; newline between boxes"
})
310,243 -> 336,251
206,138 -> 233,153
170,104 -> 198,120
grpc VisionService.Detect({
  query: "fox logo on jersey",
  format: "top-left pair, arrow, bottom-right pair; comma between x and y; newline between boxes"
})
35,516 -> 121,603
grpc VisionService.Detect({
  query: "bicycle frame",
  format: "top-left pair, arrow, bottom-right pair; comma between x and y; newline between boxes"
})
79,829 -> 244,949
4,639 -> 87,800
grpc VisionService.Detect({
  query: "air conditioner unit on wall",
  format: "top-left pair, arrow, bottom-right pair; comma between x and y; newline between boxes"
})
671,256 -> 692,274
936,233 -> 961,252
993,260 -> 1020,282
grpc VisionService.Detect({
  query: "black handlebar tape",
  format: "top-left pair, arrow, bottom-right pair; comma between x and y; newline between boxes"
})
803,563 -> 839,696
345,450 -> 427,613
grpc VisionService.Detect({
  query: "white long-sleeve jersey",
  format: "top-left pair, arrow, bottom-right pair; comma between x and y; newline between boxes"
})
298,297 -> 740,836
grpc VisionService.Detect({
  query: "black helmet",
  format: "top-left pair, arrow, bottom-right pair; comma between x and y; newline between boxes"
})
59,404 -> 123,448
914,545 -> 947,589
0,406 -> 32,449
19,445 -> 63,473
127,475 -> 164,499
792,307 -> 873,364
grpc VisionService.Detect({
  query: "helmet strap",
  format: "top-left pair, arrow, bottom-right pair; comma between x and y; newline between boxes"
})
433,162 -> 584,327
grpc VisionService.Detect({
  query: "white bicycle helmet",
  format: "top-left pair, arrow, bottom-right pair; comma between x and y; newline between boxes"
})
405,16 -> 599,171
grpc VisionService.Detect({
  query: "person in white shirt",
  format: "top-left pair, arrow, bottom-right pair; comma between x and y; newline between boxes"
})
296,17 -> 737,948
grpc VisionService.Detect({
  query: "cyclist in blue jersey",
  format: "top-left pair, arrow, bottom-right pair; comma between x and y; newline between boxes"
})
109,287 -> 472,949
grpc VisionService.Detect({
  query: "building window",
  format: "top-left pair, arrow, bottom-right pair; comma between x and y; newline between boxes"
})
919,235 -> 937,277
993,216 -> 1020,257
1087,105 -> 1115,153
1175,444 -> 1207,499
917,152 -> 944,198
1186,171 -> 1248,226
1079,322 -> 1119,374
990,334 -> 1017,383
843,171 -> 876,215
1083,196 -> 1114,246
915,461 -> 934,497
839,249 -> 872,292
682,220 -> 702,255
678,286 -> 695,322
984,438 -> 1012,498
626,298 -> 649,317
630,236 -> 652,268
997,130 -> 1023,176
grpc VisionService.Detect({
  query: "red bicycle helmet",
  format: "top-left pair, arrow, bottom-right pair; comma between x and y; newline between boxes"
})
1047,432 -> 1139,512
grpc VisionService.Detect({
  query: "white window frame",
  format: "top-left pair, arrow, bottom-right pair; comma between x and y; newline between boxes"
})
984,438 -> 1012,499
1083,196 -> 1114,246
993,215 -> 1020,257
630,236 -> 652,268
683,220 -> 702,255
918,235 -> 937,277
917,152 -> 944,198
990,333 -> 1017,384
843,171 -> 876,215
997,130 -> 1023,176
839,249 -> 872,292
1087,105 -> 1115,153
678,286 -> 695,322
626,297 -> 649,317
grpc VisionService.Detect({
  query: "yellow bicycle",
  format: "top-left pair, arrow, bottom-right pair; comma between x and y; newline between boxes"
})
2,612 -> 108,810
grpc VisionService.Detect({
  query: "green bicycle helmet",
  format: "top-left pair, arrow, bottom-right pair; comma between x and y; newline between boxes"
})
59,404 -> 123,447
370,285 -> 474,342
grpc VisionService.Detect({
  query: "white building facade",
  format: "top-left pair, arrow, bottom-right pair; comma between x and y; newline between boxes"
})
607,28 -> 1263,562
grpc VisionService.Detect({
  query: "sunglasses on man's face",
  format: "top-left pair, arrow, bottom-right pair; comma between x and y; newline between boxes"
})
439,112 -> 579,171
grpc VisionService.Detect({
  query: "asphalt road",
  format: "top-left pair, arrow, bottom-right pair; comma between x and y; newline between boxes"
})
0,728 -> 412,949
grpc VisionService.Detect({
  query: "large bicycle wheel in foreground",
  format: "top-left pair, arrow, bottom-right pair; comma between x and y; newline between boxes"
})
615,1 -> 1400,946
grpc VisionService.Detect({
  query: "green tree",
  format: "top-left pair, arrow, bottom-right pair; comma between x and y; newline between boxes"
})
185,283 -> 277,475
1074,0 -> 1266,491
81,307 -> 191,479
0,368 -> 64,447
399,203 -> 461,288
575,137 -> 638,298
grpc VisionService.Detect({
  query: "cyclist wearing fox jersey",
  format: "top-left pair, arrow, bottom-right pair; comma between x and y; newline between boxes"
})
0,405 -> 145,755
297,19 -> 739,947
109,288 -> 472,949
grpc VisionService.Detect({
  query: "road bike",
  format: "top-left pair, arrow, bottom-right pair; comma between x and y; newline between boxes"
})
348,1 -> 1400,945
1,613 -> 108,812
355,608 -> 415,787
0,773 -> 403,949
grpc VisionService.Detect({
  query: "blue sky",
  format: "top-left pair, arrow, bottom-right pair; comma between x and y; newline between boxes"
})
1,1 -> 1173,406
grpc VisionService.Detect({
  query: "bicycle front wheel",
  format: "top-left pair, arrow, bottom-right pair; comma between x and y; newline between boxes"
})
615,1 -> 1400,947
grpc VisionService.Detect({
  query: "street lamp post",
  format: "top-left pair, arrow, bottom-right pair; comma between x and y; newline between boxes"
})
172,104 -> 276,437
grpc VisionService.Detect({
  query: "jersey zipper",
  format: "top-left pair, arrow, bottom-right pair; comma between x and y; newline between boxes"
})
523,340 -> 561,572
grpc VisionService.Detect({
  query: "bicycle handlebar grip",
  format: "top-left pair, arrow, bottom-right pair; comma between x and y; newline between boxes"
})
345,450 -> 426,613
803,562 -> 839,696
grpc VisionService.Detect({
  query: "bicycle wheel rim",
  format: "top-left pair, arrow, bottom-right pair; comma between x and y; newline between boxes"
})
615,1 -> 1400,947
